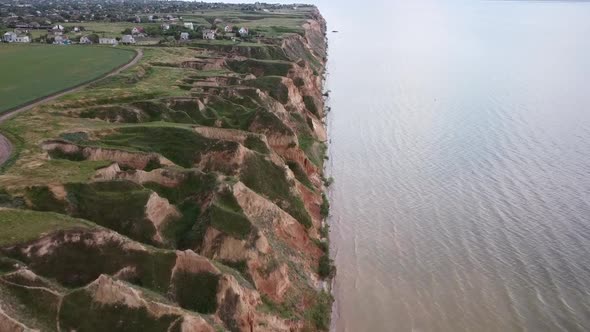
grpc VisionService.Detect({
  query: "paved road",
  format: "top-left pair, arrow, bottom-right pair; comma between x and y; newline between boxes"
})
0,48 -> 143,167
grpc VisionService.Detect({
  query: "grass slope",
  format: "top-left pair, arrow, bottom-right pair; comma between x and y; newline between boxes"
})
0,208 -> 91,247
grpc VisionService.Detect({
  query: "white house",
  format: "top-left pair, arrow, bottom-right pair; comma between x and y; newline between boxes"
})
3,32 -> 30,43
161,23 -> 170,30
52,24 -> 64,32
180,32 -> 189,40
80,36 -> 92,44
73,26 -> 80,32
53,35 -> 70,45
99,37 -> 118,45
17,36 -> 30,43
3,32 -> 16,42
202,29 -> 216,40
224,25 -> 233,32
121,35 -> 135,44
238,27 -> 249,37
183,22 -> 194,30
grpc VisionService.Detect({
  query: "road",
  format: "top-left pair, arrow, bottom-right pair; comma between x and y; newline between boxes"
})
0,48 -> 143,168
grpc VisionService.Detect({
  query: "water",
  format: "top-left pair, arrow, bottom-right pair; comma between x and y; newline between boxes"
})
322,1 -> 590,331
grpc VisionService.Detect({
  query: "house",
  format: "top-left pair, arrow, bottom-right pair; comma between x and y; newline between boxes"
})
52,24 -> 64,32
80,36 -> 92,44
3,32 -> 30,43
161,23 -> 170,30
99,37 -> 118,45
202,29 -> 216,40
238,27 -> 249,37
180,32 -> 189,40
16,36 -> 30,43
183,22 -> 194,30
3,32 -> 16,42
121,35 -> 135,44
53,35 -> 70,45
131,27 -> 144,35
224,25 -> 233,32
73,26 -> 80,32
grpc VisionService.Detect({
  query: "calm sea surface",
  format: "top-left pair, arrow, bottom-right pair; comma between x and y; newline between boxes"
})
322,1 -> 590,331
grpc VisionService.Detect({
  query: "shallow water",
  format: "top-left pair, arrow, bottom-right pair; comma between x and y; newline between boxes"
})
323,1 -> 590,331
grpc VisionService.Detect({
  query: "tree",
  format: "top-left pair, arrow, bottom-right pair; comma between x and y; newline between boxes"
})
87,33 -> 99,43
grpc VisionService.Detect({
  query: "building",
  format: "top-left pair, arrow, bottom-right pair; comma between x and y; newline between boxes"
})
161,23 -> 170,30
202,29 -> 216,40
121,35 -> 135,44
180,32 -> 189,40
3,32 -> 30,43
73,26 -> 80,32
131,27 -> 144,35
53,35 -> 70,45
99,37 -> 118,45
184,22 -> 194,30
224,25 -> 233,32
52,24 -> 64,32
16,36 -> 30,43
239,27 -> 249,37
3,32 -> 16,42
80,36 -> 92,44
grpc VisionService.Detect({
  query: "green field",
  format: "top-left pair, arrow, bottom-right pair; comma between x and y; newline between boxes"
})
0,45 -> 135,113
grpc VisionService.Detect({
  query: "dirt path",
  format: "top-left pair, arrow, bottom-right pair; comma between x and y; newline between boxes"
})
0,48 -> 143,168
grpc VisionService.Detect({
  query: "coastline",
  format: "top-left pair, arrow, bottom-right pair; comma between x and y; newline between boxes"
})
0,5 -> 335,331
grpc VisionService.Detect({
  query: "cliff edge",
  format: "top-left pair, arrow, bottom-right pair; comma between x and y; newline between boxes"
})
0,4 -> 332,332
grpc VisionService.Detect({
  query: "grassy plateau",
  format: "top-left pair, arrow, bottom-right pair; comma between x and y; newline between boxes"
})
0,44 -> 135,113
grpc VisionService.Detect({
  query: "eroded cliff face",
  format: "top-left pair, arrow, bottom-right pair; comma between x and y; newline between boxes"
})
0,6 -> 331,332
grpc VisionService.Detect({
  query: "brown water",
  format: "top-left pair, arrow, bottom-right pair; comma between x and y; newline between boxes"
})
323,1 -> 590,331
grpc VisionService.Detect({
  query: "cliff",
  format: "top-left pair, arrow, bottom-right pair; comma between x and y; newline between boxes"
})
0,5 -> 331,332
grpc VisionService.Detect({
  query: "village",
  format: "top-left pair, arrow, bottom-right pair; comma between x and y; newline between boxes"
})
3,19 -> 251,46
0,0 -> 311,46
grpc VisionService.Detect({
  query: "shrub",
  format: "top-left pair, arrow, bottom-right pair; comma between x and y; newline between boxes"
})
305,291 -> 333,331
320,194 -> 330,219
318,254 -> 333,279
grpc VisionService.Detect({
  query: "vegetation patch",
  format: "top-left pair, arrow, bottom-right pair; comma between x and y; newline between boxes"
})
208,190 -> 252,240
303,95 -> 319,117
172,270 -> 219,314
60,288 -> 180,332
85,126 -> 234,168
25,186 -> 67,212
0,209 -> 91,247
227,59 -> 292,77
241,154 -> 312,228
244,76 -> 289,104
320,193 -> 330,219
0,281 -> 61,331
304,291 -> 333,331
287,161 -> 314,190
63,181 -> 158,244
244,135 -> 270,154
